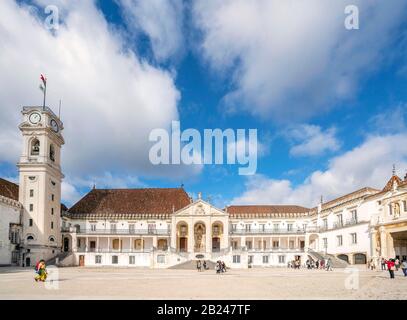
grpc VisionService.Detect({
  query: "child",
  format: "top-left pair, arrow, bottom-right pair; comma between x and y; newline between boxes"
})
34,260 -> 47,282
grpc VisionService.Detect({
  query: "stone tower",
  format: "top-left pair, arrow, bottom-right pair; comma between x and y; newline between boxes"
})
17,106 -> 64,266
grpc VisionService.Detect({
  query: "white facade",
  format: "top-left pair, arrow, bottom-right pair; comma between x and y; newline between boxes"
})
0,196 -> 22,266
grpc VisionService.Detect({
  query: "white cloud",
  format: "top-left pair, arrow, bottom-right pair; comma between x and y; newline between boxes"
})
232,133 -> 407,207
286,124 -> 340,157
0,1 -> 199,187
193,0 -> 407,120
118,0 -> 185,62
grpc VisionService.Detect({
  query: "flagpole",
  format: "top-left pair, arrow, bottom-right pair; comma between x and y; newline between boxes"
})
43,82 -> 46,110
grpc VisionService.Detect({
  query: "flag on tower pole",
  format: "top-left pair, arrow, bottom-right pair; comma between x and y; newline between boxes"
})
39,74 -> 47,109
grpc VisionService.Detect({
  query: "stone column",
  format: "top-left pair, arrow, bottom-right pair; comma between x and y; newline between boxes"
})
380,227 -> 387,258
171,217 -> 176,249
206,222 -> 211,253
188,221 -> 194,253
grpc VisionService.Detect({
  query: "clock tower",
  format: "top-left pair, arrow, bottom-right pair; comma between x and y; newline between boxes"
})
17,106 -> 64,266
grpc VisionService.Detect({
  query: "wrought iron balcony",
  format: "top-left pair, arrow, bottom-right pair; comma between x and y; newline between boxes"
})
74,229 -> 171,235
229,228 -> 306,235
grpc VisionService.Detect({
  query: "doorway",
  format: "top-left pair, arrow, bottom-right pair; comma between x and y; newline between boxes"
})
25,257 -> 31,267
179,237 -> 187,252
63,237 -> 69,252
79,255 -> 85,267
212,237 -> 220,252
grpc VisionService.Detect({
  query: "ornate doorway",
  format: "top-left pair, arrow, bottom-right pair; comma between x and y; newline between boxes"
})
194,222 -> 206,252
179,237 -> 187,252
212,237 -> 220,252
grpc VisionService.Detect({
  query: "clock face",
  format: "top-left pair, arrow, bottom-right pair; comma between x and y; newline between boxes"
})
50,119 -> 59,133
29,112 -> 41,124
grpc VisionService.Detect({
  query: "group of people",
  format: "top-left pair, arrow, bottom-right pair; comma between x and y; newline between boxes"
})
196,259 -> 209,271
196,259 -> 227,273
298,258 -> 333,271
34,260 -> 47,282
215,260 -> 227,274
287,259 -> 301,269
380,257 -> 407,279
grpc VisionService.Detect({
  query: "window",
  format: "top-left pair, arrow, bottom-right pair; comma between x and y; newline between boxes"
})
31,139 -> 40,156
129,224 -> 135,234
389,204 -> 393,215
90,224 -> 96,232
110,223 -> 117,233
148,223 -> 156,234
112,256 -> 118,264
49,237 -> 55,242
231,224 -> 237,231
29,189 -> 34,197
51,208 -> 54,215
77,239 -> 81,248
273,223 -> 279,231
351,210 -> 358,223
29,219 -> 33,227
289,240 -> 295,249
245,224 -> 251,232
29,204 -> 33,212
287,224 -> 293,231
259,224 -> 265,231
112,239 -> 120,250
323,218 -> 328,229
246,241 -> 252,250
272,241 -> 279,248
337,214 -> 343,226
51,222 -> 54,229
95,255 -> 102,264
232,255 -> 241,263
322,238 -> 328,249
10,231 -> 19,244
248,255 -> 253,264
403,201 -> 407,212
27,235 -> 34,241
129,256 -> 135,265
263,255 -> 269,264
157,255 -> 165,264
12,251 -> 19,264
350,233 -> 357,244
51,194 -> 54,201
337,235 -> 343,246
49,144 -> 55,162
278,255 -> 286,264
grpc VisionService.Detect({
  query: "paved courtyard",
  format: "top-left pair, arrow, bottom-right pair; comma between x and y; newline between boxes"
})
0,266 -> 406,300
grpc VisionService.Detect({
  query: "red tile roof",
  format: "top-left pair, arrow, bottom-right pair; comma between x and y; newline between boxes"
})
68,188 -> 191,215
0,178 -> 19,201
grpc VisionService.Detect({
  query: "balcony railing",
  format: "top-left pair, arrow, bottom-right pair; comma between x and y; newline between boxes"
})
75,248 -> 155,253
74,229 -> 171,235
229,228 -> 306,235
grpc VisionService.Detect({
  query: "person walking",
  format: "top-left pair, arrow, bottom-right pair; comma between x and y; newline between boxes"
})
196,260 -> 202,272
315,259 -> 319,269
326,258 -> 333,271
395,258 -> 400,271
386,259 -> 396,279
401,260 -> 407,277
381,257 -> 386,271
203,260 -> 207,270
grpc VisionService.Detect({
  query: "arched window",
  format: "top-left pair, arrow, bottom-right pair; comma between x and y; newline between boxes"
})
50,144 -> 55,162
31,139 -> 40,156
49,236 -> 55,242
27,235 -> 34,241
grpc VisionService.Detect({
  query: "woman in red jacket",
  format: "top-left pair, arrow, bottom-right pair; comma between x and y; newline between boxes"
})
386,259 -> 396,279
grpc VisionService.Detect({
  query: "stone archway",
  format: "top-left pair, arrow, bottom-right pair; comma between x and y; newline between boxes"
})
177,221 -> 188,252
337,254 -> 349,263
212,221 -> 223,252
194,222 -> 206,252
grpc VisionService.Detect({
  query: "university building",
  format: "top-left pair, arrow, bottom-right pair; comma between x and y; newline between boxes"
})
0,106 -> 406,268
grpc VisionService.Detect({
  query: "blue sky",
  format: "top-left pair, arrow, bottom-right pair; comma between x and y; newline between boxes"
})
1,0 -> 407,208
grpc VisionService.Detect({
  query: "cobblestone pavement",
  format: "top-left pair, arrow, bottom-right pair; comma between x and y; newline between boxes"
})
0,266 -> 406,299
